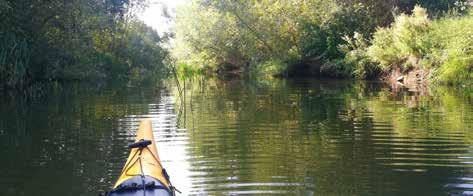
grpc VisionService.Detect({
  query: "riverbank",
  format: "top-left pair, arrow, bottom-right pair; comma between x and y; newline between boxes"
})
173,2 -> 473,86
0,1 -> 169,89
335,6 -> 473,86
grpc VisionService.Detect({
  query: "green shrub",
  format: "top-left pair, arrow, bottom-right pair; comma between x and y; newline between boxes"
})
368,6 -> 431,71
427,11 -> 473,84
251,59 -> 288,78
338,32 -> 381,79
364,6 -> 473,85
1,1 -> 169,87
320,59 -> 352,78
436,54 -> 473,84
176,62 -> 201,79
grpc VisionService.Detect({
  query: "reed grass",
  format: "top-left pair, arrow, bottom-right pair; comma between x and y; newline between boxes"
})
0,32 -> 31,87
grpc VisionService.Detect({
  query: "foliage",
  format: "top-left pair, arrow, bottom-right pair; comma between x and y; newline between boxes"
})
251,59 -> 288,78
426,10 -> 473,84
337,32 -> 381,79
172,0 -> 460,78
175,63 -> 201,79
0,0 -> 168,88
172,2 -> 245,72
368,6 -> 432,70
357,5 -> 473,84
122,21 -> 169,80
319,59 -> 353,78
173,0 -> 343,75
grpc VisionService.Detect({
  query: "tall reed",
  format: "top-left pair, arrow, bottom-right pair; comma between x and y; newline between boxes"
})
0,32 -> 31,87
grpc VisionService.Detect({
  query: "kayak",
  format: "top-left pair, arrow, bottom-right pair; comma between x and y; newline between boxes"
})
105,120 -> 176,196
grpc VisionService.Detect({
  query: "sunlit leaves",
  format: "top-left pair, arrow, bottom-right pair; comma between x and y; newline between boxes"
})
173,0 -> 342,74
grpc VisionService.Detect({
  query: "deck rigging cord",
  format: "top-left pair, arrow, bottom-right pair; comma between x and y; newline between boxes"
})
104,139 -> 178,195
138,149 -> 146,196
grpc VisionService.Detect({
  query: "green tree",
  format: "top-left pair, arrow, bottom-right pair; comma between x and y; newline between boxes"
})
0,0 -> 169,88
172,0 -> 462,78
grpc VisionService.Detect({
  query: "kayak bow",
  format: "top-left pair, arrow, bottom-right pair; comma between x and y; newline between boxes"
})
106,119 -> 175,196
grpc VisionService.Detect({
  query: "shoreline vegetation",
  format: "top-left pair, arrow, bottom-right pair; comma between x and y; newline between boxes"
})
0,0 -> 169,89
1,0 -> 473,90
172,0 -> 473,86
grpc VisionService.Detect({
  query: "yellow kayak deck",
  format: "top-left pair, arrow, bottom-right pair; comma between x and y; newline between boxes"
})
113,119 -> 170,189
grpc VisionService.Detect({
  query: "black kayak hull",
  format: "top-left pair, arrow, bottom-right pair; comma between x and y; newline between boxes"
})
107,176 -> 172,196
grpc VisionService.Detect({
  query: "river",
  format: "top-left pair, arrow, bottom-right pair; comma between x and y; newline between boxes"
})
1,78 -> 473,195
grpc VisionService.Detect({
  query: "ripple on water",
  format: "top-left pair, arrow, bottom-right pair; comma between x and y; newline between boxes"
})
5,80 -> 473,195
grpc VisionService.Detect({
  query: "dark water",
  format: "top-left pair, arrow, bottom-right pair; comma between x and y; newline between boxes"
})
1,79 -> 473,195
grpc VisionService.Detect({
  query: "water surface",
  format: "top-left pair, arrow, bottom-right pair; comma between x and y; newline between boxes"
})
1,79 -> 473,195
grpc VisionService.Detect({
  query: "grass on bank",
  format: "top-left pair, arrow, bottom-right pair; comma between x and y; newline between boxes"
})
336,6 -> 473,85
173,5 -> 473,85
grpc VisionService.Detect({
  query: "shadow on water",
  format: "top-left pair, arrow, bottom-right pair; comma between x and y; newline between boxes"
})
0,80 -> 168,195
2,78 -> 473,195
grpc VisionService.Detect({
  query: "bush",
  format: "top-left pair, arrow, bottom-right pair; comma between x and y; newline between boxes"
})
175,62 -> 206,79
427,11 -> 473,84
361,6 -> 473,85
338,32 -> 381,79
320,59 -> 353,78
251,59 -> 288,78
1,1 -> 168,88
366,28 -> 398,70
368,6 -> 432,71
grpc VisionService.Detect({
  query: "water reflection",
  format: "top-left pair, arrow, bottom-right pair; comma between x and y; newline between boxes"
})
1,79 -> 473,195
171,78 -> 473,195
118,92 -> 193,195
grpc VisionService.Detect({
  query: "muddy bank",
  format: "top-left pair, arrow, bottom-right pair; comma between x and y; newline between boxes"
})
386,68 -> 431,94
